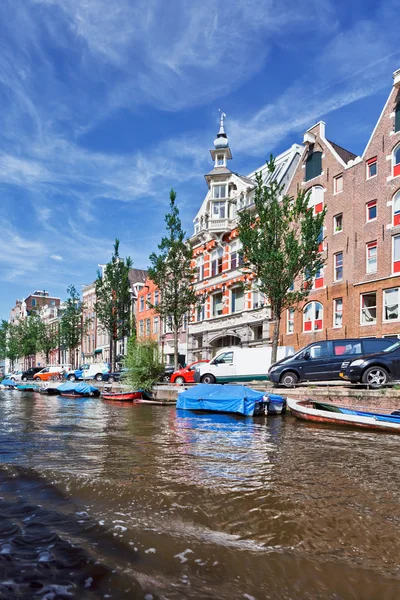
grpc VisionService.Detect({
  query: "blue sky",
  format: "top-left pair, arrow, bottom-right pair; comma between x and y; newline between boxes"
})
1,0 -> 400,318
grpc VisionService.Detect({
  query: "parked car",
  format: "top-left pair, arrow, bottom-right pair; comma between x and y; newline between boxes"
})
195,346 -> 294,384
34,366 -> 63,381
340,339 -> 400,388
102,369 -> 128,383
170,361 -> 209,384
6,371 -> 23,382
21,367 -> 43,381
268,337 -> 395,387
65,362 -> 110,382
159,364 -> 175,383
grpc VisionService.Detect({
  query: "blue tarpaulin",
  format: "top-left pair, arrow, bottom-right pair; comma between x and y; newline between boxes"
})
177,384 -> 265,416
1,379 -> 16,387
57,382 -> 99,395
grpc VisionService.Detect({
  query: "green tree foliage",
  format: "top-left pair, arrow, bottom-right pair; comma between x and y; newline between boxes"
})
148,189 -> 198,371
60,285 -> 86,368
124,337 -> 164,392
0,320 -> 7,361
238,157 -> 326,364
95,239 -> 132,372
37,321 -> 58,363
5,323 -> 20,370
17,315 -> 41,365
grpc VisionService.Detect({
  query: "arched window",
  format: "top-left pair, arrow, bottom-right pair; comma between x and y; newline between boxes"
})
307,185 -> 324,214
393,190 -> 400,226
393,144 -> 400,178
303,301 -> 323,332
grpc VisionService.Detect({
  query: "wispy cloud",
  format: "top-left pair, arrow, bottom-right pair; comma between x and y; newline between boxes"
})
50,254 -> 63,261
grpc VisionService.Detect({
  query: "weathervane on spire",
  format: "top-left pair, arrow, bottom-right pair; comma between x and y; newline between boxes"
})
218,109 -> 227,135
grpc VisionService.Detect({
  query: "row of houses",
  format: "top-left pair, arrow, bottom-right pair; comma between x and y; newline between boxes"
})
4,68 -> 400,373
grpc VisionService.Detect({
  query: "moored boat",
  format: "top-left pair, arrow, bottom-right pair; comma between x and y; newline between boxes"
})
287,398 -> 400,434
0,379 -> 17,389
16,384 -> 40,392
102,391 -> 142,401
57,382 -> 100,398
177,384 -> 266,416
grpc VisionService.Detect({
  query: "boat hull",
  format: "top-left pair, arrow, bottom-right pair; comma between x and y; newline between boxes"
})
288,398 -> 400,434
102,391 -> 142,401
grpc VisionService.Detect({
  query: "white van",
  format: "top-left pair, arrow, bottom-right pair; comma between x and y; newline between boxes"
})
194,346 -> 294,384
65,362 -> 110,382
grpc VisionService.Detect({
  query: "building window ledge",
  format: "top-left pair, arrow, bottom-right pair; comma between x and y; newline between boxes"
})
360,322 -> 377,327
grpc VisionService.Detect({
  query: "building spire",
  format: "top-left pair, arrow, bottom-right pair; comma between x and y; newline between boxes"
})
214,110 -> 229,149
218,110 -> 227,137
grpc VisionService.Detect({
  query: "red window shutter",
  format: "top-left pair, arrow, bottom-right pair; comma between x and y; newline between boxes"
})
315,277 -> 324,289
367,157 -> 377,165
394,213 -> 400,226
394,260 -> 400,273
315,319 -> 323,330
394,164 -> 400,177
304,321 -> 312,332
315,203 -> 323,214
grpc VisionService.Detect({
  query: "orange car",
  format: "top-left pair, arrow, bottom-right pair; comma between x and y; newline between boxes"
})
33,366 -> 63,381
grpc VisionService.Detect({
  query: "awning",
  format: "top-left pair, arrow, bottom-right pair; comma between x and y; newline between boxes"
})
94,348 -> 103,354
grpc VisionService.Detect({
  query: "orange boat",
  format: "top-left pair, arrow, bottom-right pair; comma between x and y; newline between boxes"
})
102,391 -> 142,401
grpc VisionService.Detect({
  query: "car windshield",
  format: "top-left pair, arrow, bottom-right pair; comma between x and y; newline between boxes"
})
383,340 -> 400,353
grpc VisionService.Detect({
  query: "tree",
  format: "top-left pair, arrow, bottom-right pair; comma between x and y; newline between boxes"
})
37,321 -> 58,364
17,315 -> 41,367
0,320 -> 7,361
4,322 -> 21,370
95,239 -> 132,372
60,285 -> 86,368
148,189 -> 198,371
238,157 -> 326,365
124,337 -> 164,392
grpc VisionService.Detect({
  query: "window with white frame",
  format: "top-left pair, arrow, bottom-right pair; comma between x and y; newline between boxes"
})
216,154 -> 224,166
287,308 -> 294,333
334,213 -> 343,233
393,190 -> 400,226
333,298 -> 343,328
366,199 -> 377,221
396,103 -> 400,133
146,318 -> 151,336
163,317 -> 173,334
154,290 -> 159,305
139,320 -> 144,336
307,185 -> 324,214
334,252 -> 343,281
182,314 -> 188,331
231,287 -> 244,313
334,174 -> 343,194
303,301 -> 323,332
230,240 -> 243,270
194,220 -> 200,234
366,157 -> 377,179
153,317 -> 159,334
212,201 -> 226,219
211,247 -> 223,276
366,241 -> 377,273
213,184 -> 227,199
146,293 -> 152,306
253,289 -> 266,309
383,288 -> 399,321
360,292 -> 376,325
197,255 -> 204,280
212,292 -> 223,317
139,296 -> 144,311
393,234 -> 400,273
393,144 -> 400,178
197,303 -> 205,322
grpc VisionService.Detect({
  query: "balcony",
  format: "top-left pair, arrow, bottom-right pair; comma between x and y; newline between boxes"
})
208,217 -> 235,233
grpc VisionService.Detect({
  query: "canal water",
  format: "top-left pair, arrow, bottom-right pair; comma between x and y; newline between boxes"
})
0,391 -> 399,599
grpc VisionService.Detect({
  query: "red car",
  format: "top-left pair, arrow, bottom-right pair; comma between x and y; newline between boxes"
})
170,361 -> 209,384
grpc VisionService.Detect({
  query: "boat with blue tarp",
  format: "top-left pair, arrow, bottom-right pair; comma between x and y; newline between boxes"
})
0,379 -> 17,389
177,384 -> 266,416
57,382 -> 100,398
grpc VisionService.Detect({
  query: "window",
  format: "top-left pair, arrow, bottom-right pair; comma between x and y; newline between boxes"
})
197,255 -> 204,280
213,184 -> 227,199
211,247 -> 223,276
164,317 -> 173,334
287,308 -> 294,333
230,240 -> 243,270
334,252 -> 343,281
146,293 -> 152,306
360,293 -> 376,325
212,201 -> 226,219
197,303 -> 205,322
153,317 -> 159,334
333,340 -> 362,356
366,157 -> 377,179
366,200 -> 377,221
303,301 -> 323,332
307,185 -> 324,214
393,144 -> 400,178
139,296 -> 144,311
215,351 -> 233,364
334,174 -> 343,194
253,289 -> 266,309
31,299 -> 36,307
366,241 -> 377,273
393,190 -> 400,226
139,320 -> 144,336
182,314 -> 188,331
217,154 -> 224,166
231,287 -> 244,313
333,298 -> 343,328
309,342 -> 330,358
212,292 -> 223,317
394,234 -> 400,273
383,288 -> 400,321
51,300 -> 55,306
154,290 -> 159,305
395,103 -> 400,133
146,319 -> 151,336
313,268 -> 324,289
305,151 -> 322,181
334,213 -> 343,233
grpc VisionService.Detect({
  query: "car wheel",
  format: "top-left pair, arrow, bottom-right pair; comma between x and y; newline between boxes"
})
201,374 -> 216,384
22,376 -> 27,382
68,374 -> 76,382
175,376 -> 185,385
95,374 -> 103,382
362,366 -> 388,388
279,371 -> 299,387
108,376 -> 115,383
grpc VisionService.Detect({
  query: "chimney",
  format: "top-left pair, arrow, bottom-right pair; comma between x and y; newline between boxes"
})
393,68 -> 400,89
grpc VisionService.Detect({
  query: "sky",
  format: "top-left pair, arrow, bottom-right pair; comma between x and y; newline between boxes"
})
1,0 -> 400,318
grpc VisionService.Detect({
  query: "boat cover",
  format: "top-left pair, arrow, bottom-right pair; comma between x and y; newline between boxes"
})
1,379 -> 16,387
57,382 -> 99,394
177,384 -> 264,416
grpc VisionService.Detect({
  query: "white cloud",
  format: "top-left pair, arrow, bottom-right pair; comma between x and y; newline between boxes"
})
50,254 -> 63,261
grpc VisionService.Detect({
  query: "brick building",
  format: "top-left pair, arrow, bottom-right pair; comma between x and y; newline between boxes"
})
280,68 -> 400,349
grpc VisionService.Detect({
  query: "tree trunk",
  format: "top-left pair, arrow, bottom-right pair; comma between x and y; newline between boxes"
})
109,338 -> 113,372
173,326 -> 179,372
271,308 -> 280,366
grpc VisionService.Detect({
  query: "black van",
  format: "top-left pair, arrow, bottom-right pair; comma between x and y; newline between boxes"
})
268,338 -> 395,387
21,367 -> 43,381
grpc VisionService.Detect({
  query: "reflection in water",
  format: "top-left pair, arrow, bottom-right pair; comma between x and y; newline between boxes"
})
0,390 -> 399,599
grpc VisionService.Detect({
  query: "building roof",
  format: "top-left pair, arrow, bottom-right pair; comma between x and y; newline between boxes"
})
128,268 -> 148,286
327,140 -> 357,164
204,166 -> 232,177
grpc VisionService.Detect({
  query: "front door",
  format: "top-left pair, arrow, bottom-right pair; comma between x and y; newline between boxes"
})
300,342 -> 332,381
212,351 -> 236,382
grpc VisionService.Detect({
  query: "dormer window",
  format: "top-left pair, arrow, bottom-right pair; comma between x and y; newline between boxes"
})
213,184 -> 227,199
213,201 -> 226,219
305,151 -> 322,181
217,154 -> 224,166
